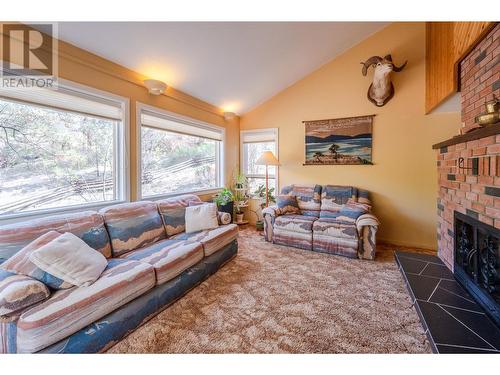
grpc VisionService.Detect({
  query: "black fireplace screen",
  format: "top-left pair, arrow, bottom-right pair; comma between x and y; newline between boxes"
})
455,211 -> 500,326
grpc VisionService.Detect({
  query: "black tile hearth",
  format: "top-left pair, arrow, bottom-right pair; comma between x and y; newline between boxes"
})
396,251 -> 443,264
429,287 -> 483,313
441,305 -> 500,350
405,273 -> 439,300
396,255 -> 428,274
438,279 -> 475,301
395,251 -> 500,354
421,263 -> 454,280
417,300 -> 493,350
436,344 -> 497,354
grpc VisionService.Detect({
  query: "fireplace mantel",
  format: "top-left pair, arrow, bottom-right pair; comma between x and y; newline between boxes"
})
432,123 -> 500,150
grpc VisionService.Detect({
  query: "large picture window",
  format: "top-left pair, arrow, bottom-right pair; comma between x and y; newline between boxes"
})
0,83 -> 128,219
138,105 -> 224,198
241,128 -> 278,195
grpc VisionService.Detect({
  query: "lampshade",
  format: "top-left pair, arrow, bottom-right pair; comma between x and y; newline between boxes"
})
255,151 -> 280,166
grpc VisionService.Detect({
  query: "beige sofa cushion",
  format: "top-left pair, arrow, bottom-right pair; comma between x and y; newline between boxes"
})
29,233 -> 108,287
171,224 -> 238,257
120,239 -> 204,285
185,203 -> 219,233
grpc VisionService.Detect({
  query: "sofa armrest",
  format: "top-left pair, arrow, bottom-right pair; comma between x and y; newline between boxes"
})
0,269 -> 50,318
262,205 -> 280,242
0,270 -> 50,354
0,314 -> 19,353
356,214 -> 380,260
262,205 -> 280,218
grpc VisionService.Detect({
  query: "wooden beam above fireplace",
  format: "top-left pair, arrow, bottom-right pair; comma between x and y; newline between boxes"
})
432,123 -> 500,150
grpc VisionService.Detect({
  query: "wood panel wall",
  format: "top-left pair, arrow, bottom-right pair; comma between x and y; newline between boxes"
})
425,22 -> 495,114
426,22 -> 455,114
453,22 -> 494,61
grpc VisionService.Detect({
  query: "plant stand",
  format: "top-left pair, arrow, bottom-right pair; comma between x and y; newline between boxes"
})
234,188 -> 249,225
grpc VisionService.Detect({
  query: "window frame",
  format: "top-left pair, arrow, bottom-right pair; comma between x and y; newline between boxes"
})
136,102 -> 225,200
240,128 -> 279,195
0,78 -> 130,224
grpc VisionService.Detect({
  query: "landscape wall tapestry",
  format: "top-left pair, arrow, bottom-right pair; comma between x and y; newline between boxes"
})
304,115 -> 373,165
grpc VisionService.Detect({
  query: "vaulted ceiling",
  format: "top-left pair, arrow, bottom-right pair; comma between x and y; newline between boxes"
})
57,22 -> 388,114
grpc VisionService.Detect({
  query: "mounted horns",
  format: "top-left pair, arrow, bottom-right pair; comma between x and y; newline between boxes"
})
360,56 -> 382,76
384,54 -> 408,72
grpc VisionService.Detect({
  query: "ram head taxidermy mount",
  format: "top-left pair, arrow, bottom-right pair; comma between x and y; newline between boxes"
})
361,55 -> 407,107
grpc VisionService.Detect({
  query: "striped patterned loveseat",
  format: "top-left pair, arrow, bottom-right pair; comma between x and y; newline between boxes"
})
0,195 -> 238,353
262,185 -> 379,260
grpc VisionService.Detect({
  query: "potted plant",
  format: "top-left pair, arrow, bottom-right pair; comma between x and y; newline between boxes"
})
253,184 -> 276,231
234,173 -> 247,190
235,204 -> 245,224
233,188 -> 247,223
213,188 -> 234,221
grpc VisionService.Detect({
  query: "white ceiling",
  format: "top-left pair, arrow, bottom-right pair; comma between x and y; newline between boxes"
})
57,22 -> 388,114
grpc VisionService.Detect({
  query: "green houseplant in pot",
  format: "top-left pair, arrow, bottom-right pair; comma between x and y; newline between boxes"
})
233,188 -> 247,224
213,188 -> 234,221
253,184 -> 276,231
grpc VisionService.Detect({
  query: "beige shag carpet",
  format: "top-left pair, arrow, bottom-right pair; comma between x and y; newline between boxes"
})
108,228 -> 431,353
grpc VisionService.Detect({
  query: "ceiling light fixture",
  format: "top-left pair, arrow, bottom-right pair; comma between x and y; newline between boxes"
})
223,111 -> 236,120
144,79 -> 167,95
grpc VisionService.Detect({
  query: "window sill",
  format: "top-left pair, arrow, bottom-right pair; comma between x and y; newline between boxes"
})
246,175 -> 276,179
142,187 -> 223,202
0,200 -> 127,225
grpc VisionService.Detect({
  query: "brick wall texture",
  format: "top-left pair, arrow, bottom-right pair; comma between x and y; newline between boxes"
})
438,24 -> 500,270
459,24 -> 500,134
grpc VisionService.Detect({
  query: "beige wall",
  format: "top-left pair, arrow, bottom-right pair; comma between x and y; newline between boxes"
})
241,22 -> 461,250
0,24 -> 240,202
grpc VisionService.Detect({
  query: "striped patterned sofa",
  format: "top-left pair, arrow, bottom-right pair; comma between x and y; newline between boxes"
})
0,195 -> 238,353
262,185 -> 379,259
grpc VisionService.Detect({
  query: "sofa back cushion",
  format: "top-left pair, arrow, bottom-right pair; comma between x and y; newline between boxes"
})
281,184 -> 322,218
157,194 -> 203,236
320,185 -> 358,218
357,188 -> 371,206
319,185 -> 372,219
0,211 -> 112,264
100,201 -> 166,257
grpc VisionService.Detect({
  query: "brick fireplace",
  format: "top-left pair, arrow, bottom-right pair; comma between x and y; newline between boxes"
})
435,133 -> 500,270
434,24 -> 500,271
394,24 -> 500,353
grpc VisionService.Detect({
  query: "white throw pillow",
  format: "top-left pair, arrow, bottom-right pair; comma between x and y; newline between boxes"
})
29,232 -> 108,287
185,203 -> 219,233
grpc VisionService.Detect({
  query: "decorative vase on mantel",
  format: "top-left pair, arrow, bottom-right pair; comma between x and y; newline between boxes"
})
475,96 -> 499,127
